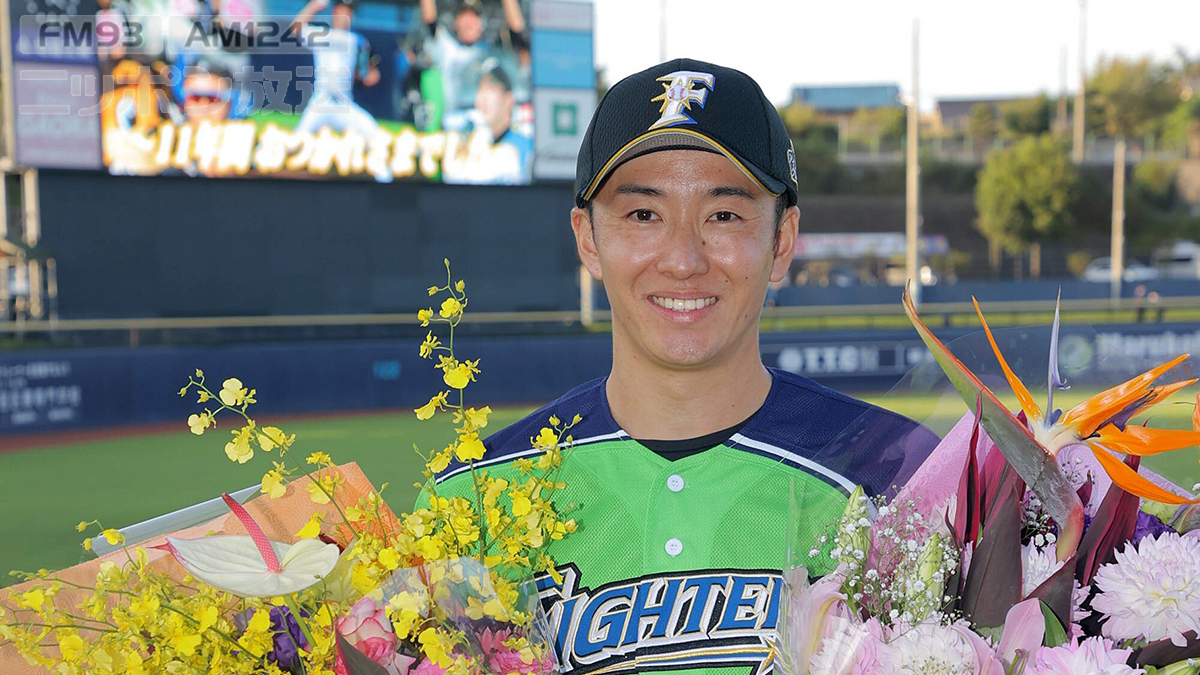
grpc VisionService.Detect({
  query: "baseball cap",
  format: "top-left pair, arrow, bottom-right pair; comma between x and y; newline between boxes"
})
457,0 -> 483,15
575,58 -> 798,208
479,57 -> 512,92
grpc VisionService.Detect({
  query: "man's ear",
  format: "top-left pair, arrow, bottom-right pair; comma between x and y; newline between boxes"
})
571,206 -> 603,281
770,205 -> 799,283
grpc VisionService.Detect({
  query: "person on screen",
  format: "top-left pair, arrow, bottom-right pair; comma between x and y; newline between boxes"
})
181,62 -> 233,123
476,60 -> 531,183
290,0 -> 384,141
417,0 -> 527,119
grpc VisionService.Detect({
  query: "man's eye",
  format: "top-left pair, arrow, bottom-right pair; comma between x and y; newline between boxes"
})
631,209 -> 656,222
712,211 -> 738,222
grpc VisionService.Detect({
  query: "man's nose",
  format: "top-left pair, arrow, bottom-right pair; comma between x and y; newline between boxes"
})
655,223 -> 710,279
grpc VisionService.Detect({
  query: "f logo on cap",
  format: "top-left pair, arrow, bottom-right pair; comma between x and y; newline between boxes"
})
649,71 -> 716,130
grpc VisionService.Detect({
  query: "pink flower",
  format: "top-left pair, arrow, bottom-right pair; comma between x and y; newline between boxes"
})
1025,637 -> 1143,675
477,627 -> 512,655
412,658 -> 448,675
778,568 -> 853,672
808,616 -> 896,675
488,646 -> 552,675
335,597 -> 416,675
476,627 -> 552,674
890,621 -> 1003,675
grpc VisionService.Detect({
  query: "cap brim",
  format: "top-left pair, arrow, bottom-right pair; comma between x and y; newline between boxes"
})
579,128 -> 787,203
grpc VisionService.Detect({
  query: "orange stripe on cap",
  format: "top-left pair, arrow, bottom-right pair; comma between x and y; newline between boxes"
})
580,127 -> 779,201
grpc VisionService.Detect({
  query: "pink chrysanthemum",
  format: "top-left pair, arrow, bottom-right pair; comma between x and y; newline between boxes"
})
808,616 -> 895,675
1092,532 -> 1200,647
1025,637 -> 1142,675
889,621 -> 1001,675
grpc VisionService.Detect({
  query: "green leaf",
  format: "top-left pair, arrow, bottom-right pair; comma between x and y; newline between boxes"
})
903,288 -> 1084,560
1040,600 -> 1068,648
336,632 -> 392,675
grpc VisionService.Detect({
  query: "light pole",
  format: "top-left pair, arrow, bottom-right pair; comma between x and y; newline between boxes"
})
1072,0 -> 1087,164
659,0 -> 667,62
905,19 -> 922,307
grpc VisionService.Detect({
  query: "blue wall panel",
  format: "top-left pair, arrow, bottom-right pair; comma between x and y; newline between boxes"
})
4,320 -> 1200,435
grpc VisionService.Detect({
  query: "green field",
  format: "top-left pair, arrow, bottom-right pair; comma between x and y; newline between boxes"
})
2,392 -> 1198,586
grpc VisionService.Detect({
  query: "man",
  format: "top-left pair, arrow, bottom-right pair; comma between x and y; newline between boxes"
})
443,59 -> 532,183
291,0 -> 383,141
432,59 -> 936,675
417,0 -> 526,118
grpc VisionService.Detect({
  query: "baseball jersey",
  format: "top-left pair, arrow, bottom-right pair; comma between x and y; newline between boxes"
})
430,368 -> 937,675
302,24 -> 369,98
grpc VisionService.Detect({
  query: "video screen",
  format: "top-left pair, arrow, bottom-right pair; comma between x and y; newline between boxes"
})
14,0 -> 535,183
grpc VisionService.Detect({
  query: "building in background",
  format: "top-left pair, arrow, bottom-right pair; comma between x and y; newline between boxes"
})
935,96 -> 1028,135
789,83 -> 901,124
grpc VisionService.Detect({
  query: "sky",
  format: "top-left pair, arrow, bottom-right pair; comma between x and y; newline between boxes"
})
592,0 -> 1200,110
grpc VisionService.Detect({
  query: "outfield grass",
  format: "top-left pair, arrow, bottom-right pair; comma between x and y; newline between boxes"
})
2,391 -> 1198,586
0,409 -> 532,584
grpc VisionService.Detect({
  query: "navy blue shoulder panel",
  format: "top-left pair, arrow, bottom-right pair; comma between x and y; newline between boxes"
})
435,377 -> 622,483
733,368 -> 939,497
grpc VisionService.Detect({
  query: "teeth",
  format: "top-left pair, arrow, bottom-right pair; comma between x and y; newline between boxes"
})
651,296 -> 716,312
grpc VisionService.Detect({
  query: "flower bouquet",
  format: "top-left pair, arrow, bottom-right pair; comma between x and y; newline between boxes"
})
778,289 -> 1200,675
0,260 -> 578,675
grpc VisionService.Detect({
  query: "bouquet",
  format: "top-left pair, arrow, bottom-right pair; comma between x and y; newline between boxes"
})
779,289 -> 1200,675
0,260 -> 579,675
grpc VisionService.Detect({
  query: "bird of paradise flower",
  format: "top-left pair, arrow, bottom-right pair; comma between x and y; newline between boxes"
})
903,287 -> 1200,562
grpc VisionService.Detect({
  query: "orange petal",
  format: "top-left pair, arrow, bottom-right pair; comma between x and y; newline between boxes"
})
1144,378 -> 1198,409
1090,445 -> 1200,505
1061,355 -> 1190,438
973,297 -> 1042,424
1194,393 -> 1200,433
1095,425 -> 1200,456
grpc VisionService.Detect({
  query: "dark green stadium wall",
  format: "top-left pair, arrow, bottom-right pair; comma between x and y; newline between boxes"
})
36,171 -> 582,318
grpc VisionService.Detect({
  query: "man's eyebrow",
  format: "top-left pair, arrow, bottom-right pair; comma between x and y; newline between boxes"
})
613,184 -> 663,197
707,185 -> 756,199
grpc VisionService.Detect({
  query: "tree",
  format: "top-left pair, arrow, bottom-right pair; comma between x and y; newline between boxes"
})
999,95 -> 1052,139
1088,57 -> 1180,139
848,106 -> 906,147
968,103 -> 996,159
779,102 -> 818,138
1088,56 -> 1180,296
1164,96 -> 1200,159
976,135 -> 1080,278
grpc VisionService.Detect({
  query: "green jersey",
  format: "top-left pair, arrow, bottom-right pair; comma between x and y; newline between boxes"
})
431,368 -> 934,675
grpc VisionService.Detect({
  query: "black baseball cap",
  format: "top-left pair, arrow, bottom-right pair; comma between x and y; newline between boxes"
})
457,0 -> 483,15
575,58 -> 798,208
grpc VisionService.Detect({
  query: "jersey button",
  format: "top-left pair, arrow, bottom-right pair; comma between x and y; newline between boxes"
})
666,474 -> 685,492
665,538 -> 683,556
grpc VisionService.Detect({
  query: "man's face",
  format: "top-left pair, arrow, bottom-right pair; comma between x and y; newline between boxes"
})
183,73 -> 231,123
453,9 -> 483,45
331,4 -> 352,30
571,150 -> 797,371
474,77 -> 512,136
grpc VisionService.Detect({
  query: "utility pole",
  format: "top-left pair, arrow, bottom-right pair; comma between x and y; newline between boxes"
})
1072,0 -> 1087,163
905,19 -> 922,307
1057,46 -> 1069,134
1110,137 -> 1126,304
659,0 -> 667,62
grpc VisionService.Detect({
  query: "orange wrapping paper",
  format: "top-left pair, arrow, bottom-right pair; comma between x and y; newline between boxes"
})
0,462 -> 388,675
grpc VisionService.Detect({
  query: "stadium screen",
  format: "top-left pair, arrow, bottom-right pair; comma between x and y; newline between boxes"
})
8,0 -> 568,184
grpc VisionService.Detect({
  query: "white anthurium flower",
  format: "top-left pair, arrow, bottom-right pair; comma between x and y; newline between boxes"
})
164,494 -> 339,598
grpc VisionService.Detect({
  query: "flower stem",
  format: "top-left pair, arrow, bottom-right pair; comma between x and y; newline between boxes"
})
284,595 -> 316,650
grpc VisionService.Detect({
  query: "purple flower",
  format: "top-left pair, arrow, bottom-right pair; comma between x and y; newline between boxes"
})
1130,510 -> 1172,547
234,605 -> 309,673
